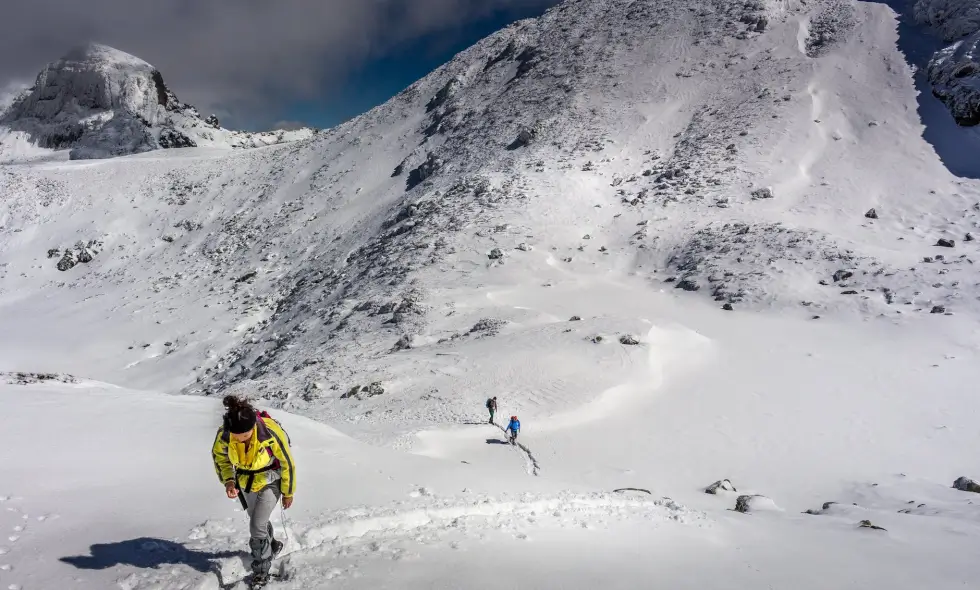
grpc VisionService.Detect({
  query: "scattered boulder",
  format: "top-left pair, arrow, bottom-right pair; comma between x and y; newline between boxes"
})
931,305 -> 947,314
722,303 -> 734,311
755,16 -> 769,32
516,242 -> 532,252
507,125 -> 538,150
470,318 -> 507,336
841,290 -> 859,295
619,334 -> 640,345
406,152 -> 443,190
56,251 -> 77,272
936,238 -> 955,248
341,382 -> 385,400
858,520 -> 887,531
392,333 -> 414,351
46,248 -> 61,259
591,335 -> 604,344
953,477 -> 980,493
705,479 -> 736,494
488,248 -> 505,260
204,114 -> 220,128
833,269 -> 853,282
76,249 -> 94,264
569,316 -> 582,321
751,187 -> 774,200
966,233 -> 975,242
864,208 -> 878,219
363,382 -> 385,397
734,494 -> 777,513
675,278 -> 700,292
235,270 -> 258,283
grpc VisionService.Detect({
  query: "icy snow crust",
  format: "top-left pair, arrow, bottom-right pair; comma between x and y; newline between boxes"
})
3,0 -> 980,588
0,43 -> 314,162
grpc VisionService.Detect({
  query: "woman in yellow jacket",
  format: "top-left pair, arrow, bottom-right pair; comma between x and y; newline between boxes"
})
212,395 -> 295,586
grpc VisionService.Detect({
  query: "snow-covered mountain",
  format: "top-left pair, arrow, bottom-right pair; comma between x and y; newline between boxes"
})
0,43 -> 315,162
4,1 -> 980,588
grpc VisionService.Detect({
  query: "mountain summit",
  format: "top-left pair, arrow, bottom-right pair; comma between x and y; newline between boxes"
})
0,43 -> 313,161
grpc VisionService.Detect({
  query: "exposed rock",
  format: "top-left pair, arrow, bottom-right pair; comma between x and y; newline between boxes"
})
488,248 -> 505,260
864,208 -> 878,219
953,476 -> 980,493
158,127 -> 197,149
426,76 -> 464,112
858,520 -> 887,531
675,278 -> 701,292
363,382 -> 385,397
937,238 -> 955,248
926,31 -> 980,126
705,479 -> 736,494
470,317 -> 508,336
46,248 -> 61,258
1,371 -> 78,385
751,187 -> 774,200
931,305 -> 947,314
507,125 -> 538,150
204,114 -> 220,128
966,232 -> 975,242
569,316 -> 582,321
341,382 -> 385,400
392,333 -> 414,351
833,269 -> 853,282
516,242 -> 532,252
235,270 -> 258,283
591,335 -> 604,344
76,248 -> 94,263
406,152 -> 443,190
722,303 -> 734,311
735,494 -> 777,513
56,251 -> 77,271
806,0 -> 857,57
619,334 -> 640,345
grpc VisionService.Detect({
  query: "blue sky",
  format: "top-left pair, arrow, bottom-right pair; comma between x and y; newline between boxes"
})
269,4 -> 550,131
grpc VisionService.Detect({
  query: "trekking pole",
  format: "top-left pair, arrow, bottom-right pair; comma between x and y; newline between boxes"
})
279,502 -> 291,549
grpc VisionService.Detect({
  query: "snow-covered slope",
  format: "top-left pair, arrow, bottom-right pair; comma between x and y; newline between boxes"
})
4,0 -> 980,587
6,379 -> 979,590
0,43 -> 315,162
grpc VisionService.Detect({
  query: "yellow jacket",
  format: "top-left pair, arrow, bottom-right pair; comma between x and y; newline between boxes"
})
212,414 -> 295,497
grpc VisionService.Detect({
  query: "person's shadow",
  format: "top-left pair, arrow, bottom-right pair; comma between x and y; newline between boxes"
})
60,537 -> 242,574
485,438 -> 510,445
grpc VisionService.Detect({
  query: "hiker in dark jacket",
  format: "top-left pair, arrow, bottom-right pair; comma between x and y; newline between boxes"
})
486,396 -> 498,424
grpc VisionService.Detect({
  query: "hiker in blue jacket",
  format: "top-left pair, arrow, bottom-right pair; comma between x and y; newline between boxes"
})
505,416 -> 520,444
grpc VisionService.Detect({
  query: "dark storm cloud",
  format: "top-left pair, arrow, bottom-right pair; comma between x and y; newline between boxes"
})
0,0 -> 556,125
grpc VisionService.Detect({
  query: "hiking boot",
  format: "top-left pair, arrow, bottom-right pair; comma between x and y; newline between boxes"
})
248,572 -> 270,589
271,538 -> 284,558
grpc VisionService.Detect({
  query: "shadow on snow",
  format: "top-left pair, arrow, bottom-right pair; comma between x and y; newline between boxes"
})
869,0 -> 980,179
60,537 -> 242,574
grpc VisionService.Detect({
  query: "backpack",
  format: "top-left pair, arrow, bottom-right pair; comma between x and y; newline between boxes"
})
486,398 -> 493,409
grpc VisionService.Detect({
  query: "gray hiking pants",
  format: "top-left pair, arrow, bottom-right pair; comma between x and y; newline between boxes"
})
244,485 -> 281,574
